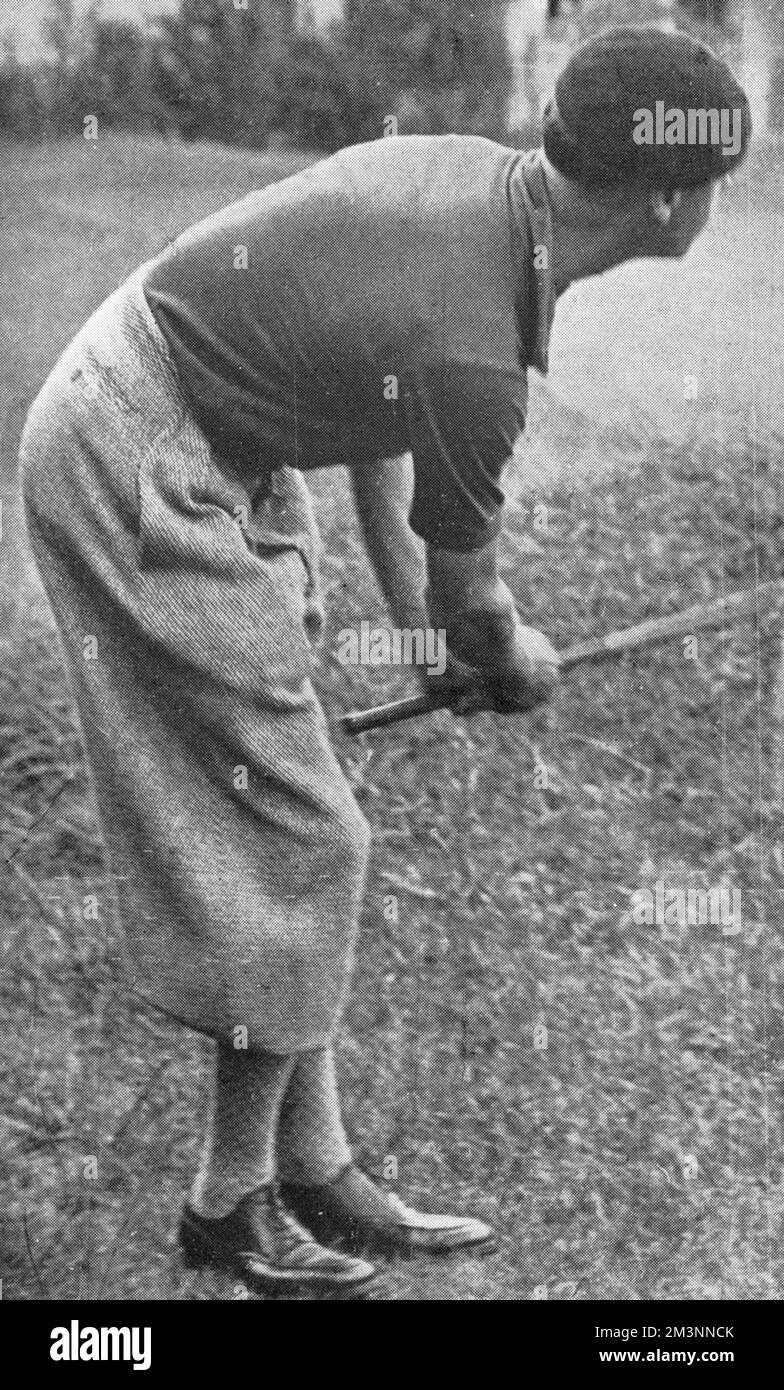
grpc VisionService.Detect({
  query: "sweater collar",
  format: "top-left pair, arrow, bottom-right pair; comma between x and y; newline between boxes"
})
509,148 -> 556,376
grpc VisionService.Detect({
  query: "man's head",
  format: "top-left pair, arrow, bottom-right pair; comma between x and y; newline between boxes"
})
541,25 -> 751,269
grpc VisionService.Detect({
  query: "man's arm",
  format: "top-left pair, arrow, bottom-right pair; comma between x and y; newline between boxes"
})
426,539 -> 560,710
349,454 -> 429,631
350,456 -> 559,712
426,539 -> 518,658
350,453 -> 512,633
350,455 -> 485,706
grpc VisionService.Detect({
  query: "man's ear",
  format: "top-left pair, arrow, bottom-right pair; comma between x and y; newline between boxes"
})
649,188 -> 682,226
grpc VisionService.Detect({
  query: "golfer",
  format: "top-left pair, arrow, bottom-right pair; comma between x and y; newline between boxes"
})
20,27 -> 750,1295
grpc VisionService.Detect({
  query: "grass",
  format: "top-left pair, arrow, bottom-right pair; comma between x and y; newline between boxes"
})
2,133 -> 784,1300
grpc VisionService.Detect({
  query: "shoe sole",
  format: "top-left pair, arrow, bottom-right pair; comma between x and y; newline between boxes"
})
180,1234 -> 379,1296
361,1234 -> 497,1260
301,1221 -> 498,1260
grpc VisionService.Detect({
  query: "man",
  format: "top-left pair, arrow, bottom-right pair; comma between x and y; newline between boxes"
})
20,26 -> 750,1296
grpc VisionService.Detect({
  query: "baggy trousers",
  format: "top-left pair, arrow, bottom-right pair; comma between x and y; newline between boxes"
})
19,266 -> 371,1053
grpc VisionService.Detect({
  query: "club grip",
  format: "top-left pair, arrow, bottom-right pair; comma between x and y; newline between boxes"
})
340,693 -> 445,735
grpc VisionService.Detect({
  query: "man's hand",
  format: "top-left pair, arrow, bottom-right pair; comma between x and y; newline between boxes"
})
489,622 -> 561,712
425,539 -> 560,717
417,647 -> 490,716
350,465 -> 559,719
419,618 -> 560,717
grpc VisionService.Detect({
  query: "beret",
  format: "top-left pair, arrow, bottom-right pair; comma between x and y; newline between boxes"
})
542,25 -> 751,188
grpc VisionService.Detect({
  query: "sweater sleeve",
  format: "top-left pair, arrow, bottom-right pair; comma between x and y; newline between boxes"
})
401,357 -> 528,553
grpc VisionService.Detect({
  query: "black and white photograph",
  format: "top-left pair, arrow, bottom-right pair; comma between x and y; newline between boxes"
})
1,0 -> 783,1333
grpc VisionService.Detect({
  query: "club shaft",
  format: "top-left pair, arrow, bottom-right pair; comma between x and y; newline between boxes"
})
339,579 -> 783,736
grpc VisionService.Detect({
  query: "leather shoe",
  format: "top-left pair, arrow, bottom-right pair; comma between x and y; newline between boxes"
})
280,1164 -> 496,1257
179,1182 -> 377,1294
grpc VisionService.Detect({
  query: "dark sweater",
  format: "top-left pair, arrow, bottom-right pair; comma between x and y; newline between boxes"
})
143,135 -> 554,552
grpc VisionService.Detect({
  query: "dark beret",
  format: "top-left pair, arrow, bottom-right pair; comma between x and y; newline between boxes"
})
542,25 -> 752,188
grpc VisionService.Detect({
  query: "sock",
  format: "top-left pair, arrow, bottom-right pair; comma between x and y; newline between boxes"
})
190,1042 -> 297,1220
276,1046 -> 353,1186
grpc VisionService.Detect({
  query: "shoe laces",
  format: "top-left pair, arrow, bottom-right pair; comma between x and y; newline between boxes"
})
263,1184 -> 321,1254
347,1168 -> 416,1223
383,1184 -> 414,1217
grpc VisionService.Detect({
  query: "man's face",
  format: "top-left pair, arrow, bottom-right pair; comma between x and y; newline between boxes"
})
650,180 -> 718,258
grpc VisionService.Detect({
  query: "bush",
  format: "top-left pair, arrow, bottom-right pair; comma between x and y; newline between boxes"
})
153,1 -> 515,154
0,56 -> 46,139
263,35 -> 383,152
339,0 -> 513,142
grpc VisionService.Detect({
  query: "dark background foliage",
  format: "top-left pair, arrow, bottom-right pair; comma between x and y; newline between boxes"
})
2,0 -> 776,150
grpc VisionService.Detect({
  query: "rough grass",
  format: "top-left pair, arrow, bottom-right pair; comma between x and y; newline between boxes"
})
2,135 -> 784,1301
